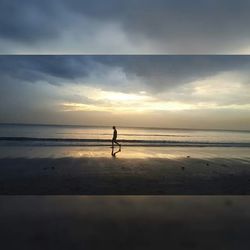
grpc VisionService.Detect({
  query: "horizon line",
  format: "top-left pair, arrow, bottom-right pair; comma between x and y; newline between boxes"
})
0,122 -> 249,133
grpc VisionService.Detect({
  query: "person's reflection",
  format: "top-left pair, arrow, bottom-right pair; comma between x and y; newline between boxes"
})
111,146 -> 121,157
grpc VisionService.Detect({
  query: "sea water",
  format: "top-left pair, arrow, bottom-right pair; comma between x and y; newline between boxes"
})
0,123 -> 250,147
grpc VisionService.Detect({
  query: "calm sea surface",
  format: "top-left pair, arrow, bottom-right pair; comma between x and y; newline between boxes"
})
0,124 -> 250,147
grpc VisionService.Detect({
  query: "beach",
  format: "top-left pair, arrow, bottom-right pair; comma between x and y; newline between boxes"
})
0,124 -> 250,194
2,146 -> 250,249
0,146 -> 250,194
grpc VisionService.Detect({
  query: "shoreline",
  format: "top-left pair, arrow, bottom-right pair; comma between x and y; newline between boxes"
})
1,145 -> 250,158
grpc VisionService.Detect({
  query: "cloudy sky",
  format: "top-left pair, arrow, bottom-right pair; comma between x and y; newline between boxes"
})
0,55 -> 250,130
1,0 -> 250,54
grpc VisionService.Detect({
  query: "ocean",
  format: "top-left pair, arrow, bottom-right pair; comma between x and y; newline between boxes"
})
1,124 -> 250,147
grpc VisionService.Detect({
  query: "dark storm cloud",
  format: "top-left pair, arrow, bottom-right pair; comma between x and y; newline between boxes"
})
0,56 -> 96,83
0,0 -> 62,42
1,55 -> 250,91
98,56 -> 250,89
68,0 -> 250,52
1,0 -> 250,53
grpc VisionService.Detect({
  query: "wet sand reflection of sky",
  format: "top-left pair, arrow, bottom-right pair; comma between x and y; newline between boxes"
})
0,146 -> 250,161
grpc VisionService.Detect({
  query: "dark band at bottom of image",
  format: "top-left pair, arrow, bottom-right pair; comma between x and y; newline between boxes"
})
0,196 -> 249,250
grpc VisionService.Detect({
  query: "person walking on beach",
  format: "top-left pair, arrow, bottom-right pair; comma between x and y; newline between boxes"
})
112,126 -> 121,150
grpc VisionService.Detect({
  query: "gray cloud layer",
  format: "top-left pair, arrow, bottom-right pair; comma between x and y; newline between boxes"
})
1,0 -> 250,53
1,55 -> 250,129
1,55 -> 250,90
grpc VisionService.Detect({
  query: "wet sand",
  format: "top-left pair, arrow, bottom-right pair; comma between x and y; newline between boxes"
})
1,196 -> 250,250
0,146 -> 250,194
1,146 -> 250,249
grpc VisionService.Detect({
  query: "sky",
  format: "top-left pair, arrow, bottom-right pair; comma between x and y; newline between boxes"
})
1,0 -> 250,54
0,55 -> 250,130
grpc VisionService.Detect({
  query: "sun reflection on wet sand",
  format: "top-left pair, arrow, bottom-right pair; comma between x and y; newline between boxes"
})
0,146 -> 250,160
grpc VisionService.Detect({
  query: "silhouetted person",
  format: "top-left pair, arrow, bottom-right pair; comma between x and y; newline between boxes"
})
112,126 -> 121,150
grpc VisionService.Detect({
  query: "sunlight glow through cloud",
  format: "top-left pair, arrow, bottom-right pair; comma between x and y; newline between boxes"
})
60,86 -> 196,112
59,77 -> 250,114
91,89 -> 151,102
61,101 -> 196,113
1,55 -> 250,129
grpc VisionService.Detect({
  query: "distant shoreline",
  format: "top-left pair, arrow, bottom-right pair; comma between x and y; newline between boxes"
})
0,122 -> 250,133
